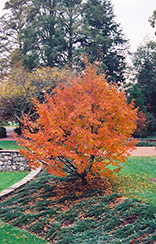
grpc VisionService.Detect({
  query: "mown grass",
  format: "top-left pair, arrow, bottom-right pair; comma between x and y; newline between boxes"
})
0,219 -> 49,243
113,156 -> 156,205
0,167 -> 155,244
0,171 -> 29,191
0,140 -> 20,150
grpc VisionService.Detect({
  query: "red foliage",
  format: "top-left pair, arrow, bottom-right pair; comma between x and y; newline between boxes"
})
17,62 -> 137,182
135,111 -> 147,137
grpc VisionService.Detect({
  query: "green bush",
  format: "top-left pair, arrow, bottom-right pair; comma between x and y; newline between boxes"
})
14,127 -> 22,135
0,127 -> 7,138
145,112 -> 156,137
136,141 -> 156,147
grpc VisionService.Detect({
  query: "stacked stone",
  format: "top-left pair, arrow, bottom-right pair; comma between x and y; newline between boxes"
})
0,151 -> 30,171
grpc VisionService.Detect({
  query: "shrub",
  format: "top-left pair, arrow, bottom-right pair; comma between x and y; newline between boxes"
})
14,127 -> 22,135
145,112 -> 156,137
133,111 -> 147,138
133,112 -> 156,138
0,127 -> 7,138
17,61 -> 137,183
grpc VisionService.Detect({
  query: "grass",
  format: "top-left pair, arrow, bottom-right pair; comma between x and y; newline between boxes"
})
113,156 -> 156,205
0,171 -> 29,191
0,140 -> 20,150
0,219 -> 49,243
0,166 -> 156,244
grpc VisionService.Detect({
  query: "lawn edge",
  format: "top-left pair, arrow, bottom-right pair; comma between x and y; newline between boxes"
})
0,166 -> 42,198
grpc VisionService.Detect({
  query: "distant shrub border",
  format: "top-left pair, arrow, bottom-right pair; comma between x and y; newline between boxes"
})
0,127 -> 7,139
136,141 -> 156,147
132,138 -> 156,147
14,127 -> 22,135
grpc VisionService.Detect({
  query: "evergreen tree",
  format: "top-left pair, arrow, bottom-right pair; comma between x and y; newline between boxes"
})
81,0 -> 127,84
0,0 -> 128,85
22,0 -> 66,69
149,9 -> 156,34
132,41 -> 156,117
127,84 -> 146,112
59,0 -> 83,68
21,0 -> 127,79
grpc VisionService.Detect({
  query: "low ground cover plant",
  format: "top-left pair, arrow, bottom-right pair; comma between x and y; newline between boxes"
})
0,168 -> 155,244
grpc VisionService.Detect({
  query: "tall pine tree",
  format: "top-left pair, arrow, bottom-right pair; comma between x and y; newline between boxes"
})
81,0 -> 127,84
59,0 -> 83,68
21,0 -> 66,69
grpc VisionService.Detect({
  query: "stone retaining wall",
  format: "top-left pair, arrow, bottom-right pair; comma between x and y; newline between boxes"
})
0,150 -> 30,171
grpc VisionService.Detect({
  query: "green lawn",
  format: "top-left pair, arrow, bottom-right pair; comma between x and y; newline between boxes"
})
113,156 -> 156,205
0,140 -> 20,150
0,171 -> 29,191
0,220 -> 49,244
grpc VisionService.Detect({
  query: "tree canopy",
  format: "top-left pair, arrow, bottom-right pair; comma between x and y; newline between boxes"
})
17,62 -> 137,182
0,65 -> 63,123
132,41 -> 156,117
149,9 -> 156,33
0,0 -> 127,84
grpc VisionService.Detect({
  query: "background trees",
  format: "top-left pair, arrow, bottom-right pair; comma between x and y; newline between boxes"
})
0,66 -> 63,123
125,11 -> 156,137
82,0 -> 127,84
127,41 -> 156,137
0,0 -> 129,125
0,0 -> 156,138
149,9 -> 156,33
0,0 -> 127,82
0,0 -> 30,75
21,0 -> 66,70
132,41 -> 156,116
59,0 -> 83,68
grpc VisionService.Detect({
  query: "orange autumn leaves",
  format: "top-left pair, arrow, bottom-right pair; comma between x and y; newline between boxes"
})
18,62 -> 137,181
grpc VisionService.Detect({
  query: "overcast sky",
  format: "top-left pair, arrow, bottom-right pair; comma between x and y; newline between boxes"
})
0,0 -> 155,52
112,0 -> 156,51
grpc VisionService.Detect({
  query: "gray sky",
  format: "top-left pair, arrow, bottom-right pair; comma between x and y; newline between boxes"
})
0,0 -> 156,52
0,0 -> 6,13
112,0 -> 156,51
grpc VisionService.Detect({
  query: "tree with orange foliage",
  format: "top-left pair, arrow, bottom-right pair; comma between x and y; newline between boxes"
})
18,62 -> 137,183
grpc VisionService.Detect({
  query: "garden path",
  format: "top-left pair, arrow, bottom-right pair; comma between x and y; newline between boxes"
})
0,127 -> 16,141
130,146 -> 156,156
